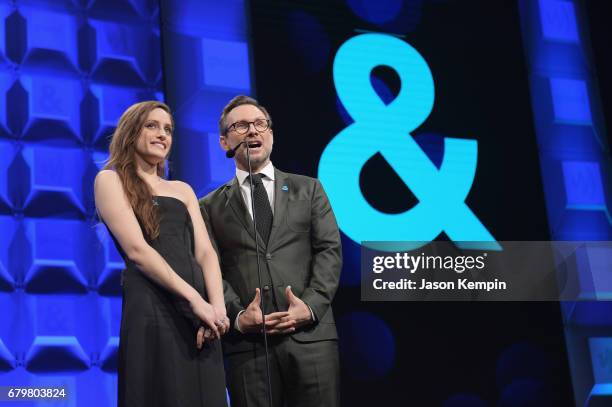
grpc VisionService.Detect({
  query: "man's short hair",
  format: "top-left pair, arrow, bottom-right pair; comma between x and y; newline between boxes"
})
218,95 -> 272,136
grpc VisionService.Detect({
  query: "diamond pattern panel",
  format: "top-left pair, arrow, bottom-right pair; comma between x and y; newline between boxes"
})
0,1 -> 165,405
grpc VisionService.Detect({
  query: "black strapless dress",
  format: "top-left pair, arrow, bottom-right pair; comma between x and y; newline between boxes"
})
113,196 -> 227,407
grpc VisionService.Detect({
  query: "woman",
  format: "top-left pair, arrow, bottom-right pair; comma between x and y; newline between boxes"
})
94,101 -> 229,406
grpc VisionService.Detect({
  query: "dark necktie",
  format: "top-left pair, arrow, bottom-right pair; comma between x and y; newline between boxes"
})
248,173 -> 273,244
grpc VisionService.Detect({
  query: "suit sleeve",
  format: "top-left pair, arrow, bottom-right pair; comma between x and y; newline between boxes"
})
199,199 -> 245,329
301,179 -> 342,321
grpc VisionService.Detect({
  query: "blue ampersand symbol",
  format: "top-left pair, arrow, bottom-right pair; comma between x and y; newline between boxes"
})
318,34 -> 499,250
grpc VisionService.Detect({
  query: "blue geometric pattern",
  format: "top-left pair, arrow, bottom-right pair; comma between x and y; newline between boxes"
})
25,336 -> 90,372
538,0 -> 579,43
550,78 -> 593,124
160,0 -> 251,196
0,338 -> 14,371
583,247 -> 612,300
563,161 -> 606,209
201,38 -> 250,90
0,216 -> 16,291
520,0 -> 612,403
588,338 -> 612,405
0,141 -> 15,213
571,245 -> 612,301
0,0 -> 608,405
0,0 -> 162,405
23,219 -> 93,294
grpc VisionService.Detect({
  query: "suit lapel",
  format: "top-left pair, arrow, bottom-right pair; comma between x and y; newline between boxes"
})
268,169 -> 288,249
225,177 -> 267,251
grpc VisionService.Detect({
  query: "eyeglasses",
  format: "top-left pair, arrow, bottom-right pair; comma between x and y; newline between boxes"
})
226,118 -> 271,135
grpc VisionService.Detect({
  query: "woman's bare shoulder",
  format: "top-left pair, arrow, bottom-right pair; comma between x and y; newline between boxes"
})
94,170 -> 123,194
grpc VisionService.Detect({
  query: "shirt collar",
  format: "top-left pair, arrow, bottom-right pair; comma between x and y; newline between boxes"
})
236,161 -> 275,185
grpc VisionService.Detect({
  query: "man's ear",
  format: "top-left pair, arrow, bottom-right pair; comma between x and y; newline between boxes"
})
219,135 -> 230,151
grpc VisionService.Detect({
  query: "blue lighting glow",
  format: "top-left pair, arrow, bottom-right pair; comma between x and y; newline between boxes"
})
550,78 -> 592,124
538,0 -> 579,43
346,0 -> 403,25
201,38 -> 250,90
562,161 -> 605,209
338,312 -> 395,380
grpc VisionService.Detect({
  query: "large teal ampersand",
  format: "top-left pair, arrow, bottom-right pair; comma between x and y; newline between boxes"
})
318,34 -> 500,251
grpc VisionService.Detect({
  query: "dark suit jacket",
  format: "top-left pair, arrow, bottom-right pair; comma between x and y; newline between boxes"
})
199,168 -> 342,354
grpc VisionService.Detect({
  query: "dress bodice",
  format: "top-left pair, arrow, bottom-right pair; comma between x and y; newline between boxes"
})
110,195 -> 205,300
151,195 -> 195,254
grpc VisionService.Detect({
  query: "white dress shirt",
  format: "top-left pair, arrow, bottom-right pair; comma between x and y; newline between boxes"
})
235,161 -> 275,218
234,161 -> 274,332
233,161 -> 315,332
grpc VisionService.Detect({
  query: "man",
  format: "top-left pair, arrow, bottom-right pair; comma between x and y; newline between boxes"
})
199,95 -> 342,407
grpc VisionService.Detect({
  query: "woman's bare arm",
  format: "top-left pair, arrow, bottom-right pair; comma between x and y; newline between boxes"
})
178,182 -> 227,328
94,170 -> 219,336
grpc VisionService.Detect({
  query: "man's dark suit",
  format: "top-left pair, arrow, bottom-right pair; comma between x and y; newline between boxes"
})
199,167 -> 342,407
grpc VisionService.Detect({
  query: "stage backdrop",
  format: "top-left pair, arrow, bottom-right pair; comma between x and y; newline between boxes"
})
0,0 -> 163,405
245,0 -> 571,405
0,0 -> 611,406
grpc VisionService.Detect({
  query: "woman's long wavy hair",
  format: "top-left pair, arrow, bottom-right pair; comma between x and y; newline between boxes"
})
104,101 -> 173,240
